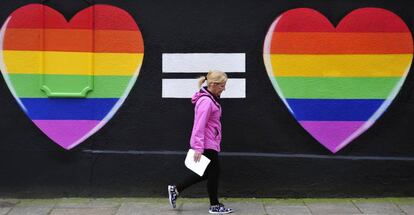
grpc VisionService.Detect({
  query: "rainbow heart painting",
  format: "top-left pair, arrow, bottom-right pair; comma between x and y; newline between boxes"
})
0,4 -> 144,149
263,8 -> 413,153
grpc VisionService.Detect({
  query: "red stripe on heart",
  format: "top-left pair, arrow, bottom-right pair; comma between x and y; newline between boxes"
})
274,8 -> 410,32
6,4 -> 138,30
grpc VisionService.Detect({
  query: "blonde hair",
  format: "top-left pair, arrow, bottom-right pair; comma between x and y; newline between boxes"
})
197,70 -> 228,88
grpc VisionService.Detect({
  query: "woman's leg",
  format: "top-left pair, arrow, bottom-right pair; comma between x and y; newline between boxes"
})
176,171 -> 205,192
175,149 -> 220,206
176,151 -> 211,192
204,150 -> 220,205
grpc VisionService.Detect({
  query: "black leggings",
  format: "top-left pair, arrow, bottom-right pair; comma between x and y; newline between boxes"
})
176,149 -> 220,205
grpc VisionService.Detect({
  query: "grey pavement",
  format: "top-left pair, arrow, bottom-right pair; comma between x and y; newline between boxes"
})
0,198 -> 414,215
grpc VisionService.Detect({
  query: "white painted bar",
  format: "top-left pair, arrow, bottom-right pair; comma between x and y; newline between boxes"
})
162,53 -> 246,73
162,78 -> 246,98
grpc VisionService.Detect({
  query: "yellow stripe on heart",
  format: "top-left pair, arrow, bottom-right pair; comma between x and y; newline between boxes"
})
268,54 -> 412,77
3,50 -> 143,76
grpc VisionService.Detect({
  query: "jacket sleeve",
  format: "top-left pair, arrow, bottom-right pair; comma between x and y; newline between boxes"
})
190,97 -> 212,153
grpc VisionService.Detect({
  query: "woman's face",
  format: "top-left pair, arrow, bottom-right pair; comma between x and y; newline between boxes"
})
209,81 -> 227,97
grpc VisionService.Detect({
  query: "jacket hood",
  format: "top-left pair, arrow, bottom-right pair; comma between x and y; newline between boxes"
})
191,87 -> 220,107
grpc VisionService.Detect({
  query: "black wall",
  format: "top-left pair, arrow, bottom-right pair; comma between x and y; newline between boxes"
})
1,0 -> 414,198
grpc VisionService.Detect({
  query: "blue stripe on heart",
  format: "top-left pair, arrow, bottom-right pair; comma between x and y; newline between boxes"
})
20,98 -> 119,120
285,98 -> 384,121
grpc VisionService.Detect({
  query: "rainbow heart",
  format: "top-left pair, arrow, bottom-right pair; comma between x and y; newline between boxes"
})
263,8 -> 413,153
0,4 -> 144,149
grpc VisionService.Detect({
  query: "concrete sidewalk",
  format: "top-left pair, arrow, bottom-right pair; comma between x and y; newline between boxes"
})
1,198 -> 414,215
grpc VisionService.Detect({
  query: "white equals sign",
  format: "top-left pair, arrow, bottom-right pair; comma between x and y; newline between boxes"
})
162,53 -> 246,98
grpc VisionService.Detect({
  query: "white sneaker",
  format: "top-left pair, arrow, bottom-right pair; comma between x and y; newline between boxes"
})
167,185 -> 179,208
209,203 -> 234,214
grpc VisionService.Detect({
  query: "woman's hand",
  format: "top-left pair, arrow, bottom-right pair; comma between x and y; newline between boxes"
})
193,151 -> 202,162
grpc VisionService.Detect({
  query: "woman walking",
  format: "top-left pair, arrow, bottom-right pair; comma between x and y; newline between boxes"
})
168,70 -> 233,214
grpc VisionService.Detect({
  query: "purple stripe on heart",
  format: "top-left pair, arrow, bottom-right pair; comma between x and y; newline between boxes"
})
33,120 -> 101,149
299,121 -> 371,153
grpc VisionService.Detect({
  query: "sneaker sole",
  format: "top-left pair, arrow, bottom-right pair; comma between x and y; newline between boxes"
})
208,210 -> 234,214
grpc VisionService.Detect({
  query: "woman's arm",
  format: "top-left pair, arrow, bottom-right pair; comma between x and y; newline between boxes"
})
190,97 -> 212,154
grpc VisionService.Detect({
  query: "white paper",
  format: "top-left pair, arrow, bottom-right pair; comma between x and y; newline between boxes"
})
184,149 -> 211,176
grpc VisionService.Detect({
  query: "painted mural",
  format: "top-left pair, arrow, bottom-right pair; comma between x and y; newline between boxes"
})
0,4 -> 413,154
263,8 -> 413,153
0,4 -> 144,149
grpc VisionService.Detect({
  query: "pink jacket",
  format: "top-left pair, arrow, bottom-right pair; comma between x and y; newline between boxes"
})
190,87 -> 222,153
